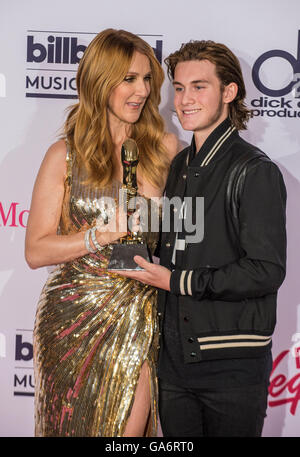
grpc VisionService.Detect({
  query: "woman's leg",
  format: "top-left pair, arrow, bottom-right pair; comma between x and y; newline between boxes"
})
123,362 -> 151,437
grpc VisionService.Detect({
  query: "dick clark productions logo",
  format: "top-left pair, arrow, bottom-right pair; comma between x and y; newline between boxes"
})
251,30 -> 300,118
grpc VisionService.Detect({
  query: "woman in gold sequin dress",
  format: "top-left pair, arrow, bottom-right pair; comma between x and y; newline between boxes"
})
25,29 -> 178,437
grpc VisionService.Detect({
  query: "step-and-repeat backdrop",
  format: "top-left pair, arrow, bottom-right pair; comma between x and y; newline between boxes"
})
1,0 -> 300,437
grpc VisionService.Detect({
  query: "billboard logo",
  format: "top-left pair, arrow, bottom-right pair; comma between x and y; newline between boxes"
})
14,331 -> 34,397
15,334 -> 33,361
27,35 -> 86,65
0,73 -> 6,98
26,31 -> 163,99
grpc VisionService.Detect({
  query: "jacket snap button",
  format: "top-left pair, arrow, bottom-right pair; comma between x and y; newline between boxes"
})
190,352 -> 196,357
194,172 -> 200,177
188,337 -> 194,343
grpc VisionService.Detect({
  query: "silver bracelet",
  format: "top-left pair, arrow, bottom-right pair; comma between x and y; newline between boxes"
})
91,226 -> 105,251
84,228 -> 97,253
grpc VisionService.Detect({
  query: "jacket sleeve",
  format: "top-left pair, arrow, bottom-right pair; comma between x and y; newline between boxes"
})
170,161 -> 287,301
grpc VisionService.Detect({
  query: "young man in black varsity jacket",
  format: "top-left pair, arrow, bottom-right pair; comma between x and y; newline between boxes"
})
119,40 -> 287,437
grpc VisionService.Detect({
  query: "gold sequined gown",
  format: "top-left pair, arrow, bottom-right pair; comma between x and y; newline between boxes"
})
33,148 -> 159,437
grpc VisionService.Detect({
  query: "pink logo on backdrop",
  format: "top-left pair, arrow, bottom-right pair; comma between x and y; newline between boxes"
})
269,343 -> 300,415
0,202 -> 29,228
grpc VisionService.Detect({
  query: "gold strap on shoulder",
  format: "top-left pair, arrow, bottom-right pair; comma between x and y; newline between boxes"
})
65,140 -> 72,186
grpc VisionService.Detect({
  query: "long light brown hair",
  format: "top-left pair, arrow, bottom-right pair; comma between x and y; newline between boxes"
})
165,40 -> 251,130
64,29 -> 169,188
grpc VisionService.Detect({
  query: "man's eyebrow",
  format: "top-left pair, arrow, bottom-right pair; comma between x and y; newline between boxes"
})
172,79 -> 210,85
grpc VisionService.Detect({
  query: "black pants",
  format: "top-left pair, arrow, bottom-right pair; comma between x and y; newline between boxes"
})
159,379 -> 269,437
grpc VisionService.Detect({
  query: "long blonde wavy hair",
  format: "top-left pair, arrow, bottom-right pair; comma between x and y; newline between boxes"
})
64,28 -> 169,189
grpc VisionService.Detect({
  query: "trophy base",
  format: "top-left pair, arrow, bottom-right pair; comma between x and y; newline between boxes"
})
108,243 -> 151,270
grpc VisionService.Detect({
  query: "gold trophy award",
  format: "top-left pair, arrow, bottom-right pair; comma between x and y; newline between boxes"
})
108,138 -> 150,270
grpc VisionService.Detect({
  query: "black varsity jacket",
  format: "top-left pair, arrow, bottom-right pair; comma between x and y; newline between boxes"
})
158,118 -> 287,362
